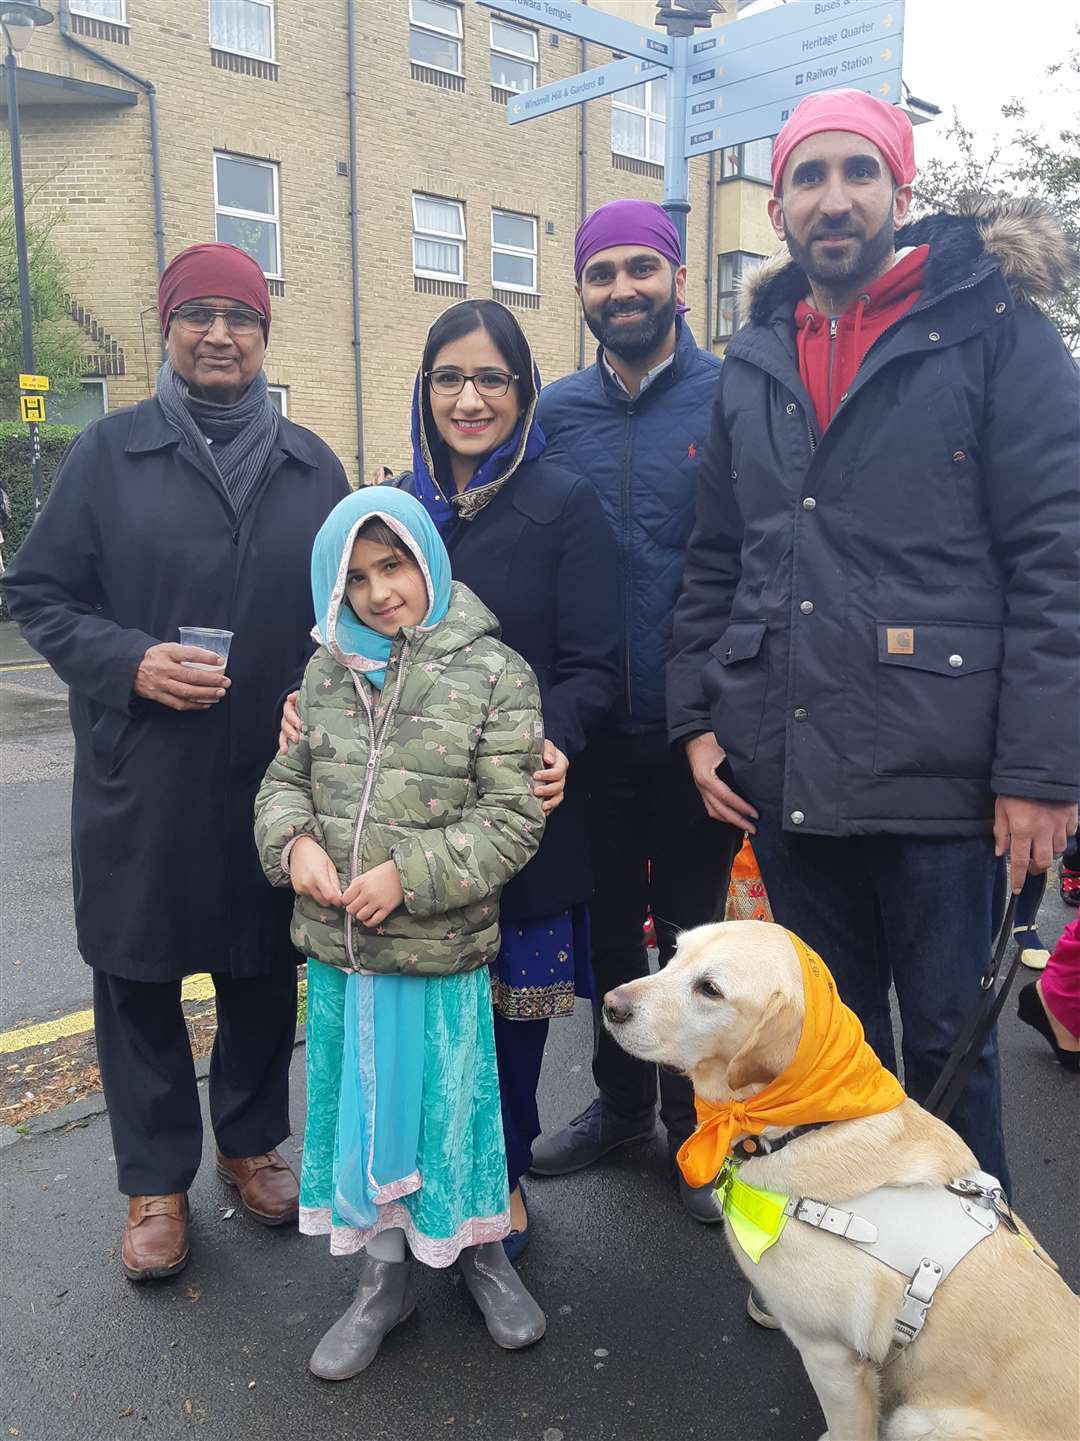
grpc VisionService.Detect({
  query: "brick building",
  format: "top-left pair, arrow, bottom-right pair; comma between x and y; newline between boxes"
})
3,0 -> 779,481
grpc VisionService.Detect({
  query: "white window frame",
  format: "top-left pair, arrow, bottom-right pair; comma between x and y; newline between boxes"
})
489,18 -> 537,93
69,0 -> 127,20
719,137 -> 774,186
214,153 -> 282,280
716,250 -> 765,340
490,210 -> 537,293
268,385 -> 288,417
412,194 -> 466,282
208,0 -> 276,63
409,0 -> 463,77
612,77 -> 666,165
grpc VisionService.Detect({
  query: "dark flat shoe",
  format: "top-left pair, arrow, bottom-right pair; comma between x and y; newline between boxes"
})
1017,981 -> 1080,1072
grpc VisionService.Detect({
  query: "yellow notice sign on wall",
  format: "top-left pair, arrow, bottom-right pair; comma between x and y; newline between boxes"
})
18,373 -> 49,391
20,395 -> 47,423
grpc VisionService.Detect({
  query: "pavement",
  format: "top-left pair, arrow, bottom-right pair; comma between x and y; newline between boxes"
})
1,620 -> 1078,1441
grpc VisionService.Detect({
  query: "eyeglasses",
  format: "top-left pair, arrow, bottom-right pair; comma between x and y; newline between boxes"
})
426,368 -> 519,398
171,305 -> 265,336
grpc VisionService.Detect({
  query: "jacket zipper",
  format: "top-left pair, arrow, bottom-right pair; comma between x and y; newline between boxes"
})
344,639 -> 410,971
622,404 -> 634,718
826,316 -> 838,419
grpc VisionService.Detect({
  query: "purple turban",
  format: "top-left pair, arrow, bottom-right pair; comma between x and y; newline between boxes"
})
574,199 -> 683,280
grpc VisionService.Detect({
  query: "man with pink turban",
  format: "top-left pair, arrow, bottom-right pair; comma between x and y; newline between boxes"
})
3,242 -> 349,1281
669,87 -> 1079,1282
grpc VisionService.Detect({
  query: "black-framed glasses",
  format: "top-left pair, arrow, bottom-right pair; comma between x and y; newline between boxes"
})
425,367 -> 519,398
172,305 -> 265,336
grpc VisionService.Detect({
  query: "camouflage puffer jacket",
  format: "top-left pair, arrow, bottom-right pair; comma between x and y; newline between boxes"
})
254,582 -> 545,976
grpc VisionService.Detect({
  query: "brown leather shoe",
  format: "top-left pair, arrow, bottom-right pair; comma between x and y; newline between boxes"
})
215,1149 -> 299,1227
121,1193 -> 190,1281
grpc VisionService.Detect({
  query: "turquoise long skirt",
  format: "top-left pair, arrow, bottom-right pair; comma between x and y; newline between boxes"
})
299,959 -> 510,1267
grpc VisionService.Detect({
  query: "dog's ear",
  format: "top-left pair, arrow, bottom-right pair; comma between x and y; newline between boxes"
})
726,989 -> 801,1093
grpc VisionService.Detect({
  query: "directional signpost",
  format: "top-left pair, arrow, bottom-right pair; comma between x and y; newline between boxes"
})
478,0 -> 906,258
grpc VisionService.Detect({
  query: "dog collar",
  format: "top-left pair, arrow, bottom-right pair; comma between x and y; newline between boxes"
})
731,1121 -> 829,1163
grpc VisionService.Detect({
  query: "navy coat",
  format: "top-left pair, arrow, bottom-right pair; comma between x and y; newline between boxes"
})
2,397 -> 349,979
400,456 -> 620,919
538,319 -> 722,736
668,201 -> 1080,836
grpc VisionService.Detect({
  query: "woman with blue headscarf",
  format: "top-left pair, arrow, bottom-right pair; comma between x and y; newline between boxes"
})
255,486 -> 548,1380
399,300 -> 621,1259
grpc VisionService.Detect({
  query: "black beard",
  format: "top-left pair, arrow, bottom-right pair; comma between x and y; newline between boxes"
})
584,280 -> 678,362
785,212 -> 895,292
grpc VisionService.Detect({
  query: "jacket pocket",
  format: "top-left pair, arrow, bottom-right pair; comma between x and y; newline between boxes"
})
701,621 -> 768,764
873,621 -> 1002,779
90,706 -> 143,777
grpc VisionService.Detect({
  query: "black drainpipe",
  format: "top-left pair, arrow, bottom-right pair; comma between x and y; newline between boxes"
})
704,149 -> 716,351
345,0 -> 365,480
58,0 -> 165,289
576,16 -> 588,370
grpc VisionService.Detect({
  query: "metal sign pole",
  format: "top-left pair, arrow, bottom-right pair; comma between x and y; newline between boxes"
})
661,35 -> 691,258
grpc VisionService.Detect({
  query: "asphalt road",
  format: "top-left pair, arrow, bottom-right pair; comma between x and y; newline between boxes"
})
1,621 -> 1077,1441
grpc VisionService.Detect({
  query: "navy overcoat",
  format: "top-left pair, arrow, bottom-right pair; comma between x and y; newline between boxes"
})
2,397 -> 349,980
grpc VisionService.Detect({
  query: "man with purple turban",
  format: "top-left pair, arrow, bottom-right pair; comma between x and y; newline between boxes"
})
668,88 -> 1079,1266
3,242 -> 349,1280
529,200 -> 741,1218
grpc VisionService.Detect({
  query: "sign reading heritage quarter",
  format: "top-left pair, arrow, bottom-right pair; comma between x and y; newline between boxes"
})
508,56 -> 666,125
20,395 -> 46,424
476,0 -> 673,64
18,373 -> 49,392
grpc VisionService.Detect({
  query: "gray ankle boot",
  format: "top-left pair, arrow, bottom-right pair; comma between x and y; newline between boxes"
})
456,1241 -> 546,1349
308,1253 -> 416,1381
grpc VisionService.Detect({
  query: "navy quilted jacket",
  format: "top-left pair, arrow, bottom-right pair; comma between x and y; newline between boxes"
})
537,320 -> 722,734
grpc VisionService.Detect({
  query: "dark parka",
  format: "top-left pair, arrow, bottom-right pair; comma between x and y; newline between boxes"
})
399,452 -> 621,921
668,200 -> 1080,836
1,398 -> 349,980
539,319 -> 722,736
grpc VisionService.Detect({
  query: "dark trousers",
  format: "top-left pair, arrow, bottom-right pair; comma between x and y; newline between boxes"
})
586,734 -> 741,1149
749,824 -> 1010,1192
493,1013 -> 550,1190
93,966 -> 298,1197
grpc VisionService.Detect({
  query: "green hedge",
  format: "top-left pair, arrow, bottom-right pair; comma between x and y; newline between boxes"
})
0,421 -> 79,563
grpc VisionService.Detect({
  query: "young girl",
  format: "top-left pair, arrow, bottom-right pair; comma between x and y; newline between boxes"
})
255,486 -> 547,1380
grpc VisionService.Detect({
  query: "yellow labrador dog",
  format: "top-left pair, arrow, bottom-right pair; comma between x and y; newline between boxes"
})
604,920 -> 1079,1441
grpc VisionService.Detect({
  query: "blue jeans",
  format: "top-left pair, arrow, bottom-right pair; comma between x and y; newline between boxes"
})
749,825 -> 1009,1193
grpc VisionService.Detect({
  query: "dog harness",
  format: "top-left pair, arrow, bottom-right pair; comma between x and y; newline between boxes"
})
716,1157 -> 1020,1360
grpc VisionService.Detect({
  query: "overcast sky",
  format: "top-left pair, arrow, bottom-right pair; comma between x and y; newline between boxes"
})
739,0 -> 1078,167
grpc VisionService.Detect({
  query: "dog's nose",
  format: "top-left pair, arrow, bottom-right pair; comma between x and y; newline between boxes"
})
602,989 -> 634,1025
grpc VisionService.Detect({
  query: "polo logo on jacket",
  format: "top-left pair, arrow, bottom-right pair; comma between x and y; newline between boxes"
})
688,443 -> 698,459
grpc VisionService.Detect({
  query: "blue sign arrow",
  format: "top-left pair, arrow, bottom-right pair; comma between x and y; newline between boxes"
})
687,1 -> 903,100
685,67 -> 902,157
507,56 -> 666,125
689,0 -> 901,60
475,0 -> 673,65
687,39 -> 902,122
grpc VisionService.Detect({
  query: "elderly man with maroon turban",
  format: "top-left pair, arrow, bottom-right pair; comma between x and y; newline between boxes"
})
3,242 -> 349,1280
668,89 -> 1079,1249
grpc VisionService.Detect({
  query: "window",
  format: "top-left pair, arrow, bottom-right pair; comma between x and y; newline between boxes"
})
719,137 -> 774,185
491,211 -> 537,292
490,19 -> 536,93
69,0 -> 125,17
214,154 -> 281,278
210,0 -> 274,61
612,77 -> 666,165
409,0 -> 462,75
48,379 -> 108,430
412,195 -> 465,281
716,251 -> 765,340
268,386 -> 288,417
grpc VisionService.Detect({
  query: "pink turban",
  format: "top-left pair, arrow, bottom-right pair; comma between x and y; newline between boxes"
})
771,89 -> 916,197
158,242 -> 271,337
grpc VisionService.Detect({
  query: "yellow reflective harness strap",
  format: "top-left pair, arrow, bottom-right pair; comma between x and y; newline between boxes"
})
715,1160 -> 791,1264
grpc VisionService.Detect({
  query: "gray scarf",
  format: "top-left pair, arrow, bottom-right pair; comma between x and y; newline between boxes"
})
156,359 -> 280,518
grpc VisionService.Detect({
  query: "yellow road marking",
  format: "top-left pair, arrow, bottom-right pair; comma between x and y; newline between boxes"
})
0,973 -> 218,1054
0,661 -> 50,673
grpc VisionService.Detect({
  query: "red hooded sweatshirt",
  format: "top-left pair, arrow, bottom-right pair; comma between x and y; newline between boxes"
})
794,244 -> 929,432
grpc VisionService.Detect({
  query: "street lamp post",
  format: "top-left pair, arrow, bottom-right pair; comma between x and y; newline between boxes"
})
2,3 -> 54,521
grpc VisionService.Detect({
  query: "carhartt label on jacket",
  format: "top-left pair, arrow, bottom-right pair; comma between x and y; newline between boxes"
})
886,628 -> 914,655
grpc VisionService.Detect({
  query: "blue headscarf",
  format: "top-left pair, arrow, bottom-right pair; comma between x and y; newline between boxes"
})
408,304 -> 547,532
310,486 -> 452,689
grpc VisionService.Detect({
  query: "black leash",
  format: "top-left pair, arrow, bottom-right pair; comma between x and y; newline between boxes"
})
924,892 -> 1020,1124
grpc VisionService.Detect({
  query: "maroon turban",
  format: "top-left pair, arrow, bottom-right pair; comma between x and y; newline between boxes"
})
771,90 -> 916,197
158,242 -> 271,337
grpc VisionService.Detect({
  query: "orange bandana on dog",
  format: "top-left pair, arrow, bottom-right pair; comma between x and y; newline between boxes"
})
677,932 -> 906,1188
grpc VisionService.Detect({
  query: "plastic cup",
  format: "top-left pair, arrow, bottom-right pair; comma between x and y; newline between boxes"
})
179,626 -> 233,671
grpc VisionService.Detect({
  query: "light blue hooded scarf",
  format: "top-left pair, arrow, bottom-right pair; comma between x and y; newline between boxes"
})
310,486 -> 452,689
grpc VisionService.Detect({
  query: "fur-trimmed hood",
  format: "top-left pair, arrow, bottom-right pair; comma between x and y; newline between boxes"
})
742,197 -> 1078,327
